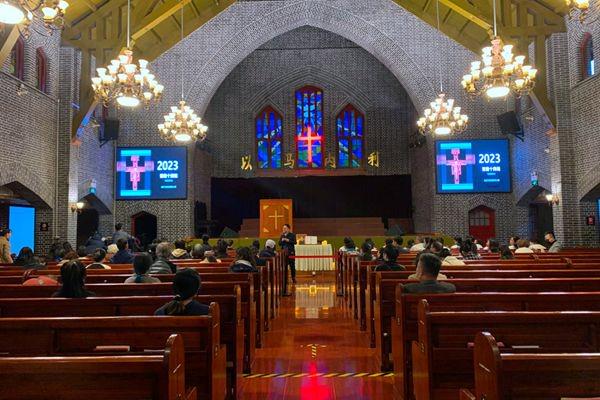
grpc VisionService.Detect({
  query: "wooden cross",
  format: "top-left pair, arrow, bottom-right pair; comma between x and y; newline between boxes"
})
268,209 -> 284,230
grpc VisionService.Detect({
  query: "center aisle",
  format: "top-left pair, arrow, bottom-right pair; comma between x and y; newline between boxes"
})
239,272 -> 394,399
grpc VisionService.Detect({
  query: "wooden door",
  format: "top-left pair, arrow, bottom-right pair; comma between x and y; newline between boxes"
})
468,206 -> 495,242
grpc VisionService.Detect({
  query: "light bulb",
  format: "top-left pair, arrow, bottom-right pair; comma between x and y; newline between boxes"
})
175,132 -> 192,142
0,2 -> 25,24
42,6 -> 58,20
435,126 -> 451,135
486,85 -> 510,98
117,96 -> 140,108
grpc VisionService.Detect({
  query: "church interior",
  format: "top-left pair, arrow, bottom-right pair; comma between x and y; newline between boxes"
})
1,0 -> 600,399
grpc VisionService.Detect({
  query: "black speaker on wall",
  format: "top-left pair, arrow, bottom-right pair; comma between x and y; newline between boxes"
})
100,118 -> 119,145
497,111 -> 524,141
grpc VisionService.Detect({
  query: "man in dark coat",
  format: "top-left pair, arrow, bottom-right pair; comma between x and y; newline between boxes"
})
279,224 -> 297,294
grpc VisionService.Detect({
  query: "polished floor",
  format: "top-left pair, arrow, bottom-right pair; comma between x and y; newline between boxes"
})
238,272 -> 394,400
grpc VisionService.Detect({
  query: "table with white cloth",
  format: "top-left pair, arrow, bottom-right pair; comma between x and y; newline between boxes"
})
294,244 -> 335,271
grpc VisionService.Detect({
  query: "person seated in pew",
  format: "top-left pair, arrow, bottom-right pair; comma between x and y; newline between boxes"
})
259,239 -> 277,259
229,247 -> 258,273
374,246 -> 405,271
58,250 -> 79,266
450,236 -> 462,251
191,244 -> 206,260
403,253 -> 455,293
86,249 -> 112,270
13,246 -> 44,269
514,239 -> 534,254
251,239 -> 261,253
508,235 -> 520,251
339,237 -> 360,254
360,242 -> 376,261
365,237 -> 377,252
483,238 -> 500,253
110,239 -> 135,264
392,236 -> 409,253
215,239 -> 229,259
149,242 -> 178,274
545,230 -> 562,253
155,268 -> 209,316
529,238 -> 547,252
200,250 -> 221,263
171,239 -> 191,260
198,234 -> 213,256
252,246 -> 267,267
408,252 -> 448,281
77,246 -> 92,261
460,238 -> 481,260
0,228 -> 12,264
409,236 -> 425,252
52,260 -> 96,298
499,244 -> 514,259
125,253 -> 161,283
84,231 -> 105,255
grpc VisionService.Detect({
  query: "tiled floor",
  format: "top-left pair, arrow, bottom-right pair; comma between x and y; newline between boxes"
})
238,272 -> 395,399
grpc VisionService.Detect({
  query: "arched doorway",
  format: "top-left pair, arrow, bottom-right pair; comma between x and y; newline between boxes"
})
76,208 -> 99,247
468,206 -> 496,242
131,212 -> 157,250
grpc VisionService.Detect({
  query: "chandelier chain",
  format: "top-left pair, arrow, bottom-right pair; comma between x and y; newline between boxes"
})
492,0 -> 497,37
436,0 -> 443,93
126,0 -> 131,49
181,1 -> 185,101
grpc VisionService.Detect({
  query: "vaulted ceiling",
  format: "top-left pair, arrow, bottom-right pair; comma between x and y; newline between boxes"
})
0,1 -> 572,134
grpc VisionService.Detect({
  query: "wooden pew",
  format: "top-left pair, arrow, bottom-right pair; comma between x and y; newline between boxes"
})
411,301 -> 600,400
0,306 -> 226,400
374,275 -> 600,371
0,281 -> 256,375
460,332 -> 600,400
0,293 -> 243,399
391,290 -> 600,400
0,334 -> 197,400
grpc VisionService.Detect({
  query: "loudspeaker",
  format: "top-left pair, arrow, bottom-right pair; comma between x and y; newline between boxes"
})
100,118 -> 119,142
497,111 -> 522,136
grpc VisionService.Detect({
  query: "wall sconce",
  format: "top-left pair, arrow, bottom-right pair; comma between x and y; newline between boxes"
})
70,202 -> 84,213
546,193 -> 560,205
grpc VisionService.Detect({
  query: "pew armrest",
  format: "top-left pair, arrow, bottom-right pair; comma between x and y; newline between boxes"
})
459,389 -> 476,400
185,386 -> 198,400
93,345 -> 131,352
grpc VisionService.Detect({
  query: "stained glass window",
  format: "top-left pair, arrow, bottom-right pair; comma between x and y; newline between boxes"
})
36,48 -> 48,93
336,104 -> 364,168
295,86 -> 323,168
256,106 -> 283,169
10,38 -> 24,80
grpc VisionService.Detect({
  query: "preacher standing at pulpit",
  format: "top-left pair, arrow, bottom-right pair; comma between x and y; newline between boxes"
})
279,224 -> 297,295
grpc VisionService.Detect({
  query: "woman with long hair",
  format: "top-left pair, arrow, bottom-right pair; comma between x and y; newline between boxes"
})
154,269 -> 209,316
52,260 -> 95,298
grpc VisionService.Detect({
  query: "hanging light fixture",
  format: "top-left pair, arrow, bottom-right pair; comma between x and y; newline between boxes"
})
461,0 -> 536,99
91,0 -> 164,109
0,1 -> 69,35
158,1 -> 208,143
417,0 -> 469,136
566,0 -> 589,22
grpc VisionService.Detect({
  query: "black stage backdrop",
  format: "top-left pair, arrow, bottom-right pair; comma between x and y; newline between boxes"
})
211,175 -> 412,232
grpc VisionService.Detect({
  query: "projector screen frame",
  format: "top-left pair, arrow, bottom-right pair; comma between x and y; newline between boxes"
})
434,138 -> 512,195
115,146 -> 189,201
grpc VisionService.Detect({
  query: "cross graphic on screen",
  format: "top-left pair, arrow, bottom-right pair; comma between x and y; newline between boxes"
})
116,155 -> 155,191
442,148 -> 476,184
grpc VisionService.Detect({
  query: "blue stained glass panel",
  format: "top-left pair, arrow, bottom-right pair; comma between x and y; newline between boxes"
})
256,107 -> 283,169
336,105 -> 364,168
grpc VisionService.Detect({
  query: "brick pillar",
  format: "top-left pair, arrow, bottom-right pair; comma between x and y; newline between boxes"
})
547,33 -> 581,246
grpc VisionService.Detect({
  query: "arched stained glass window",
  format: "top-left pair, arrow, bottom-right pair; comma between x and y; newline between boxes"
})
336,104 -> 364,168
256,106 -> 283,169
36,48 -> 48,93
10,37 -> 24,81
295,86 -> 323,168
581,33 -> 595,79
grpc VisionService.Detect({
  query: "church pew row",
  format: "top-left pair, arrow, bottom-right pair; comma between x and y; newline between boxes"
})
373,275 -> 600,372
390,290 -> 600,400
459,332 -> 600,400
362,266 -> 600,347
411,302 -> 600,400
5,267 -> 273,340
0,281 -> 256,375
0,293 -> 243,399
0,334 -> 197,400
0,306 -> 226,400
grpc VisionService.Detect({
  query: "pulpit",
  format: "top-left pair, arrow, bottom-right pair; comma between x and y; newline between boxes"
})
259,199 -> 293,238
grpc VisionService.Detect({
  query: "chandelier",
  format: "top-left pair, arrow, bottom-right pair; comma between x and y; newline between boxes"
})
158,2 -> 208,143
417,0 -> 469,136
91,0 -> 163,109
461,0 -> 536,99
0,1 -> 69,36
566,0 -> 589,22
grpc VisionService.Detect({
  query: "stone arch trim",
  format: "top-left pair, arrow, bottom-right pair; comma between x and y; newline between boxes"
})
467,194 -> 502,211
516,185 -> 549,207
185,0 -> 435,117
579,163 -> 600,201
0,163 -> 53,208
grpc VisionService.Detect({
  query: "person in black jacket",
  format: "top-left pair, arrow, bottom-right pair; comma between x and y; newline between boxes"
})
259,239 -> 276,259
155,268 -> 209,316
402,253 -> 455,294
374,245 -> 405,271
84,231 -> 106,255
229,247 -> 258,272
149,242 -> 177,274
279,224 -> 297,292
13,247 -> 44,269
52,260 -> 95,298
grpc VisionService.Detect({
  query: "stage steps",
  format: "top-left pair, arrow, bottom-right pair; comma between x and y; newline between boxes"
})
239,217 -> 386,237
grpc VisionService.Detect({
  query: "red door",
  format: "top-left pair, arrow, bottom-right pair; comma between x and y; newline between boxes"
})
468,206 -> 496,242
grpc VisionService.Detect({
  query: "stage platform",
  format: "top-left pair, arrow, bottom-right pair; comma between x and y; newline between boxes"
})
239,217 -> 390,237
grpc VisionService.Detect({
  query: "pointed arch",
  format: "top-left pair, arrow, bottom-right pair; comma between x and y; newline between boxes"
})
255,106 -> 283,169
336,104 -> 364,168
